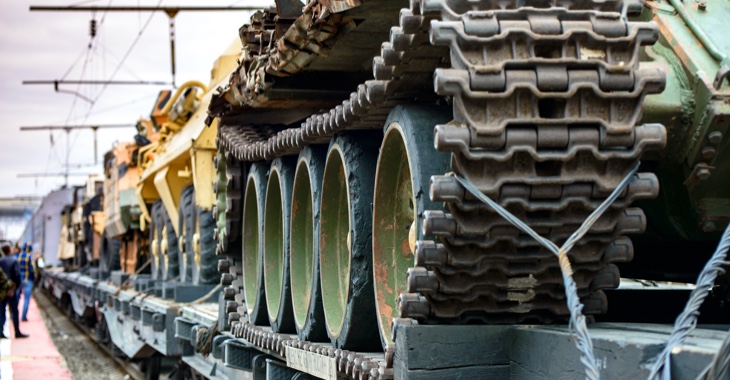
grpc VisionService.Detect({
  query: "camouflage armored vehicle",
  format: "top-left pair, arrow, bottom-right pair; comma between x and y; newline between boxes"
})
101,120 -> 159,277
207,0 -> 730,353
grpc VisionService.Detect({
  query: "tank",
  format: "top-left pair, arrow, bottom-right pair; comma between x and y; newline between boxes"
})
201,0 -> 730,353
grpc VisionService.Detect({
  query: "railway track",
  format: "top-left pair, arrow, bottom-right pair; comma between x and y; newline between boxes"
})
37,290 -> 153,380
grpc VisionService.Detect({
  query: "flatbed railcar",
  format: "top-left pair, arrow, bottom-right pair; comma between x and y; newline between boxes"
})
37,0 -> 730,379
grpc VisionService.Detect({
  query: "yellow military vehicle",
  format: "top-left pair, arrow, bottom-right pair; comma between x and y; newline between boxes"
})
135,39 -> 242,285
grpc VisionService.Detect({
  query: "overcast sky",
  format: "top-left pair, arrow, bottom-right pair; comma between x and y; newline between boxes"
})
0,0 -> 270,199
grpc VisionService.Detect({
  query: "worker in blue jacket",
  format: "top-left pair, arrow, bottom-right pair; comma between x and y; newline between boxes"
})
18,243 -> 35,322
0,245 -> 29,338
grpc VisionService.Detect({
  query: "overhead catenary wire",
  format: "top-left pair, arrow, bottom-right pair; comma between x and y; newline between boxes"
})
59,47 -> 90,81
69,0 -> 102,6
81,0 -> 163,123
69,93 -> 157,120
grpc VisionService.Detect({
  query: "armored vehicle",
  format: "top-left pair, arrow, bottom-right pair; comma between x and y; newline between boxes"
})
210,0 -> 729,353
41,1 -> 730,379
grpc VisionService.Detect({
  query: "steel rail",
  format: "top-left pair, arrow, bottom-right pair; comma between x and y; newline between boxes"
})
36,291 -> 148,380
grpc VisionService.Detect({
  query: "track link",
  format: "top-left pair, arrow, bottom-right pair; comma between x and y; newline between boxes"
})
405,0 -> 667,323
213,142 -> 246,329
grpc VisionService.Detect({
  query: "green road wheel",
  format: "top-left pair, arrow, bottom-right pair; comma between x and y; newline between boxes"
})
320,132 -> 380,350
263,157 -> 297,332
372,105 -> 452,349
242,162 -> 269,325
289,146 -> 328,341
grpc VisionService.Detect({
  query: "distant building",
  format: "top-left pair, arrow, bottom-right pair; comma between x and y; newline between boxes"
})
18,188 -> 74,267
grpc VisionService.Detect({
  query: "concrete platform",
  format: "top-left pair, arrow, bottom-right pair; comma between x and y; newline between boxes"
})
0,293 -> 73,380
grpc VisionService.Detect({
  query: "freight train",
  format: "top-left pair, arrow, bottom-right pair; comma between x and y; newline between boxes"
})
41,1 -> 730,379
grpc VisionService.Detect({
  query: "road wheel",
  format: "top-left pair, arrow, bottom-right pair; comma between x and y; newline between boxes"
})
158,202 -> 180,281
290,146 -> 328,341
149,201 -> 163,280
242,162 -> 269,325
319,132 -> 380,350
372,105 -> 452,348
192,202 -> 218,285
179,186 -> 195,283
100,234 -> 121,278
263,157 -> 297,332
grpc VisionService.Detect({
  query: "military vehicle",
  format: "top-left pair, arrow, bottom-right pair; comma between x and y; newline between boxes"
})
69,176 -> 105,270
211,0 -> 729,350
134,40 -> 242,287
41,1 -> 730,379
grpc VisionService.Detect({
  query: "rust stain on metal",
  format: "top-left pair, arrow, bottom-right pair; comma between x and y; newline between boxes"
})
400,236 -> 411,260
373,239 -> 394,296
377,287 -> 395,332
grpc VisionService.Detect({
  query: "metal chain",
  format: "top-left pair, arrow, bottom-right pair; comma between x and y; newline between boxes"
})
454,162 -> 642,380
648,223 -> 730,380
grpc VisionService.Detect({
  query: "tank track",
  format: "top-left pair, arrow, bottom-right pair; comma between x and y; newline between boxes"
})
406,0 -> 666,322
213,141 -> 245,329
229,321 -> 396,379
216,1 -> 448,162
215,0 -> 666,376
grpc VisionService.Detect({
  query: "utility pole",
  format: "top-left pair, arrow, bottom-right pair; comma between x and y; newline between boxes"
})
20,124 -> 136,186
30,5 -> 260,87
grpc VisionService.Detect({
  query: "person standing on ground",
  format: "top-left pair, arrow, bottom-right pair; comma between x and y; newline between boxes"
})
0,244 -> 29,338
18,243 -> 35,322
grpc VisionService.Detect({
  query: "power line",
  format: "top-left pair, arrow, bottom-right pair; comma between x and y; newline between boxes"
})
20,124 -> 137,184
20,124 -> 135,131
71,94 -> 158,119
30,4 -> 260,89
17,173 -> 98,178
82,0 -> 163,120
59,47 -> 89,80
30,6 -> 260,11
23,80 -> 172,86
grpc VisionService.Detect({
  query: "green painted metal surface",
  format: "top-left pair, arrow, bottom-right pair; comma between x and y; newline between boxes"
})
319,147 -> 350,338
638,1 -> 730,239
